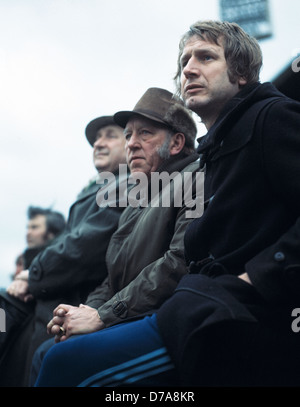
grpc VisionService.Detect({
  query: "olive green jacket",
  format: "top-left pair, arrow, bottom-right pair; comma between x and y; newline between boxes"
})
86,152 -> 201,327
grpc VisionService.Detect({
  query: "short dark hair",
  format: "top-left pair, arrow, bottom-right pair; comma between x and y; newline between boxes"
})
27,206 -> 66,237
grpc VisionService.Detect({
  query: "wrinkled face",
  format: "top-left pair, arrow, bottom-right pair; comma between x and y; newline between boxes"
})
93,125 -> 127,173
26,215 -> 49,248
180,35 -> 246,128
124,116 -> 170,178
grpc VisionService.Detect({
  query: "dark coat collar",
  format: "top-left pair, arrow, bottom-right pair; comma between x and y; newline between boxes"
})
197,82 -> 285,155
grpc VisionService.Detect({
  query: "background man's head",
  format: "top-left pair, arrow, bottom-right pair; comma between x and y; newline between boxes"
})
114,87 -> 197,178
14,253 -> 24,275
85,116 -> 127,173
26,206 -> 66,249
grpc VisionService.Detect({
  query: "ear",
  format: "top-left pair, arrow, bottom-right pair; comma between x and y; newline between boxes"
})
238,77 -> 247,87
169,133 -> 185,156
46,232 -> 55,242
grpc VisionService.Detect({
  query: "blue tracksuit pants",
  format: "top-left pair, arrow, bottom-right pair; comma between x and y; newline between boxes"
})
34,314 -> 177,387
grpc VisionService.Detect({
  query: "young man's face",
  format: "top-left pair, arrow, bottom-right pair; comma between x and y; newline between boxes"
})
180,35 -> 246,128
124,116 -> 171,179
26,215 -> 49,248
93,125 -> 127,173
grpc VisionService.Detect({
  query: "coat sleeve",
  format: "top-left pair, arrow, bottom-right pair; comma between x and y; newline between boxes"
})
245,99 -> 300,304
85,277 -> 111,309
97,168 -> 202,327
28,202 -> 123,300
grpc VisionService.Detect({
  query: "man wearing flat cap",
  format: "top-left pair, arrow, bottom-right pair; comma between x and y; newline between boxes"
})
35,88 -> 201,378
0,116 -> 127,387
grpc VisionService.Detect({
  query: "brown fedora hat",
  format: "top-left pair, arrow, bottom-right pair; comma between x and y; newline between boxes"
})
85,116 -> 117,146
114,87 -> 197,150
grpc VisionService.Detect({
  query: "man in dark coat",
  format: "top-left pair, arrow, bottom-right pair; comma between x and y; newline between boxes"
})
33,21 -> 300,387
7,205 -> 66,287
155,21 -> 300,386
7,205 -> 66,283
0,116 -> 127,386
0,205 -> 66,355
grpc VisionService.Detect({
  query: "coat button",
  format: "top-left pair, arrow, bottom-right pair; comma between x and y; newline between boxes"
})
274,252 -> 285,262
112,301 -> 128,318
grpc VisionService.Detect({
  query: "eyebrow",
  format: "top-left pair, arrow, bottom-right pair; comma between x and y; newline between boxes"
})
106,129 -> 116,135
180,47 -> 219,64
96,128 -> 117,138
124,120 -> 161,134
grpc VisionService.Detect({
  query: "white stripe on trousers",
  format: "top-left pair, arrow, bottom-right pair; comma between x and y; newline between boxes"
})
78,347 -> 174,387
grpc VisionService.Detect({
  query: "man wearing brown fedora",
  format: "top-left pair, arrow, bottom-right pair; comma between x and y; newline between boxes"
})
46,86 -> 200,336
0,116 -> 127,387
31,87 -> 201,385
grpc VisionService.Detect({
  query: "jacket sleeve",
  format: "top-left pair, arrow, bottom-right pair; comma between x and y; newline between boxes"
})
28,203 -> 123,299
96,171 -> 202,327
245,99 -> 300,304
85,277 -> 111,309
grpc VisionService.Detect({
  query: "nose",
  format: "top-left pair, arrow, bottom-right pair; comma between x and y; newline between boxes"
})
182,56 -> 199,79
126,132 -> 141,150
94,136 -> 106,149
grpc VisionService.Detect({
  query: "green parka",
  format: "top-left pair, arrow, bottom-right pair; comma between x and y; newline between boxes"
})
86,152 -> 201,326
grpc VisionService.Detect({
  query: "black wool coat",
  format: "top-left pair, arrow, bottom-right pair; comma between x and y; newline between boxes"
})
157,82 -> 300,386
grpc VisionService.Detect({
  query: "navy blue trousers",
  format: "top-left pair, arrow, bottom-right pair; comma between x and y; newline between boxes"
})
34,314 -> 178,387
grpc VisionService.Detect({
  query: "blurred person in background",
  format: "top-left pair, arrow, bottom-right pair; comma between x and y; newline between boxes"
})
9,206 -> 66,284
0,205 -> 66,379
0,116 -> 127,386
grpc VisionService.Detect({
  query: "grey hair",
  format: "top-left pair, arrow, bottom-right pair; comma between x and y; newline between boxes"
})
157,131 -> 173,160
164,102 -> 196,154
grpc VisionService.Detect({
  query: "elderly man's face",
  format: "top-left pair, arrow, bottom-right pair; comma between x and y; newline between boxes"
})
124,116 -> 171,178
180,35 -> 246,128
93,125 -> 127,173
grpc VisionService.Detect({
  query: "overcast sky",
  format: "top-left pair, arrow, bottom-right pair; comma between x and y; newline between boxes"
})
0,0 -> 299,286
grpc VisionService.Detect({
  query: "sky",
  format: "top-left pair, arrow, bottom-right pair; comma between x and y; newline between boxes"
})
0,0 -> 299,287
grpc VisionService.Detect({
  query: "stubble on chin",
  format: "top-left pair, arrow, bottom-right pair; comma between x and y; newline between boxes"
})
184,95 -> 205,115
183,95 -> 195,110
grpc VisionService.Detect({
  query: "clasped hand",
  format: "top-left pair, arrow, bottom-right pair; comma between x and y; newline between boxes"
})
47,303 -> 105,343
6,270 -> 34,303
